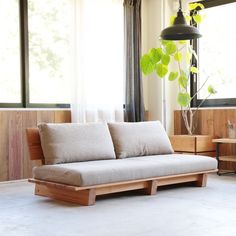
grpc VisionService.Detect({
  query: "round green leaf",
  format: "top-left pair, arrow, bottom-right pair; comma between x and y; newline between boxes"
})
165,42 -> 177,55
179,40 -> 187,45
161,54 -> 170,65
174,52 -> 183,62
178,71 -> 188,88
190,66 -> 198,73
156,63 -> 168,78
149,48 -> 162,63
170,15 -> 176,25
193,14 -> 202,24
188,3 -> 197,10
140,54 -> 155,76
177,92 -> 191,107
168,72 -> 178,81
208,85 -> 217,94
189,3 -> 204,11
161,40 -> 169,46
197,3 -> 204,9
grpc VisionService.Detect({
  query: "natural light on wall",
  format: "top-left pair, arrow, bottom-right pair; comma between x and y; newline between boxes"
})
198,2 -> 236,100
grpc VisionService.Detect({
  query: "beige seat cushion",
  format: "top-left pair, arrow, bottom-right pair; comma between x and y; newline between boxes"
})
108,121 -> 174,158
33,154 -> 217,187
38,123 -> 116,165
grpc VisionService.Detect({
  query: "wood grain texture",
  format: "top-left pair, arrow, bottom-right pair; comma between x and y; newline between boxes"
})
145,180 -> 158,195
0,112 -> 9,181
29,170 -> 216,205
8,111 -> 23,180
174,111 -> 183,135
0,110 -> 71,182
196,174 -> 207,187
170,135 -> 196,152
35,184 -> 96,206
37,111 -> 55,123
54,110 -> 71,123
173,151 -> 216,156
219,156 -> 236,162
213,138 -> 236,144
170,135 -> 215,153
26,128 -> 44,162
22,111 -> 37,178
96,182 -> 147,195
195,136 -> 215,152
174,109 -> 236,170
29,170 -> 217,192
219,161 -> 236,172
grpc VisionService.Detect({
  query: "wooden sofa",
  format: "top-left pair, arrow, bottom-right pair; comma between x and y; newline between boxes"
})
26,122 -> 217,206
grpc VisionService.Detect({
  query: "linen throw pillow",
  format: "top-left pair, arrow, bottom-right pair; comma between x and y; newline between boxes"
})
38,123 -> 116,164
108,121 -> 174,158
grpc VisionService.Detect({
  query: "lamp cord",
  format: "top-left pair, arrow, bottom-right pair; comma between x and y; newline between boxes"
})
179,0 -> 182,10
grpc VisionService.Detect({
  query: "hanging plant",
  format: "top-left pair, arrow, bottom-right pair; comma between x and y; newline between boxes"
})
140,2 -> 216,135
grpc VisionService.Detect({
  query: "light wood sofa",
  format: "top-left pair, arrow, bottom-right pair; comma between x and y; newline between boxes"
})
26,122 -> 217,206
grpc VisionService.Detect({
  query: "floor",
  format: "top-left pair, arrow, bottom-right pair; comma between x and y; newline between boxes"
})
0,174 -> 235,236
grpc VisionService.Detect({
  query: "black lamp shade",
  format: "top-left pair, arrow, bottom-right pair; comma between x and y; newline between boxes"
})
160,9 -> 202,40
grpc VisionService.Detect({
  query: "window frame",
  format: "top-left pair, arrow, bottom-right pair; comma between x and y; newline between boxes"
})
0,0 -> 70,108
190,0 -> 236,108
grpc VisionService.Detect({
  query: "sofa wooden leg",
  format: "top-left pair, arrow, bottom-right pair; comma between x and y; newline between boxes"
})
145,180 -> 158,195
35,184 -> 96,206
196,174 -> 207,187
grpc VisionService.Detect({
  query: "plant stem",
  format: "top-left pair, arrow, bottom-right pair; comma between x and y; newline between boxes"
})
192,94 -> 211,116
181,108 -> 193,135
176,44 -> 192,135
176,46 -> 188,93
190,75 -> 210,102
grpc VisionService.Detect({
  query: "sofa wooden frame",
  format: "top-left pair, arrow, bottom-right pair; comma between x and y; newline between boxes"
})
26,128 -> 217,206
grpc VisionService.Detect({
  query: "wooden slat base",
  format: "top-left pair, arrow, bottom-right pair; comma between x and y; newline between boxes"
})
196,173 -> 207,187
145,180 -> 158,195
29,170 -> 217,206
35,184 -> 96,206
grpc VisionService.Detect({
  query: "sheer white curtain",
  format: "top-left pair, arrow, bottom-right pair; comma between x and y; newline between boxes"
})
71,0 -> 124,123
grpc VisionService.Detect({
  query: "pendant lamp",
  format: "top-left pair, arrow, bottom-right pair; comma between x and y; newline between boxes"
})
160,0 -> 202,40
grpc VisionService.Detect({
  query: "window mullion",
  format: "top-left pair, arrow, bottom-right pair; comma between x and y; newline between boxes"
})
19,0 -> 29,108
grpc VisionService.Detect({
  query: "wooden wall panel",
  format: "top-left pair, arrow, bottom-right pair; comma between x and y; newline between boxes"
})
198,110 -> 214,135
8,112 -> 23,180
37,111 -> 55,123
55,110 -> 71,123
174,111 -> 182,135
174,109 -> 236,170
0,110 -> 71,182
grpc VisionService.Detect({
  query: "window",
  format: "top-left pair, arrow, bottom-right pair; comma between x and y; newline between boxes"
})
191,0 -> 236,107
28,0 -> 72,105
0,0 -> 72,108
0,0 -> 21,104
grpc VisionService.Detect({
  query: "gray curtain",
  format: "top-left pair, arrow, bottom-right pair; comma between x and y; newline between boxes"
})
124,0 -> 145,122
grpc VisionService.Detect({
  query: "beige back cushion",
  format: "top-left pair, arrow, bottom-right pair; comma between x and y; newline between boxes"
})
38,123 -> 116,164
108,121 -> 174,158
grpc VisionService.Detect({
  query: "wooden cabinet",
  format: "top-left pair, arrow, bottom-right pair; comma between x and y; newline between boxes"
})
170,135 -> 215,156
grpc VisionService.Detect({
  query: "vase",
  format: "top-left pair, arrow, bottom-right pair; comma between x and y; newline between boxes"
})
228,128 -> 236,139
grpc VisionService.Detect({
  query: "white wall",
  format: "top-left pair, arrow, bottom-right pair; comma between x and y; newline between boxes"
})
142,0 -> 163,123
142,0 -> 179,134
